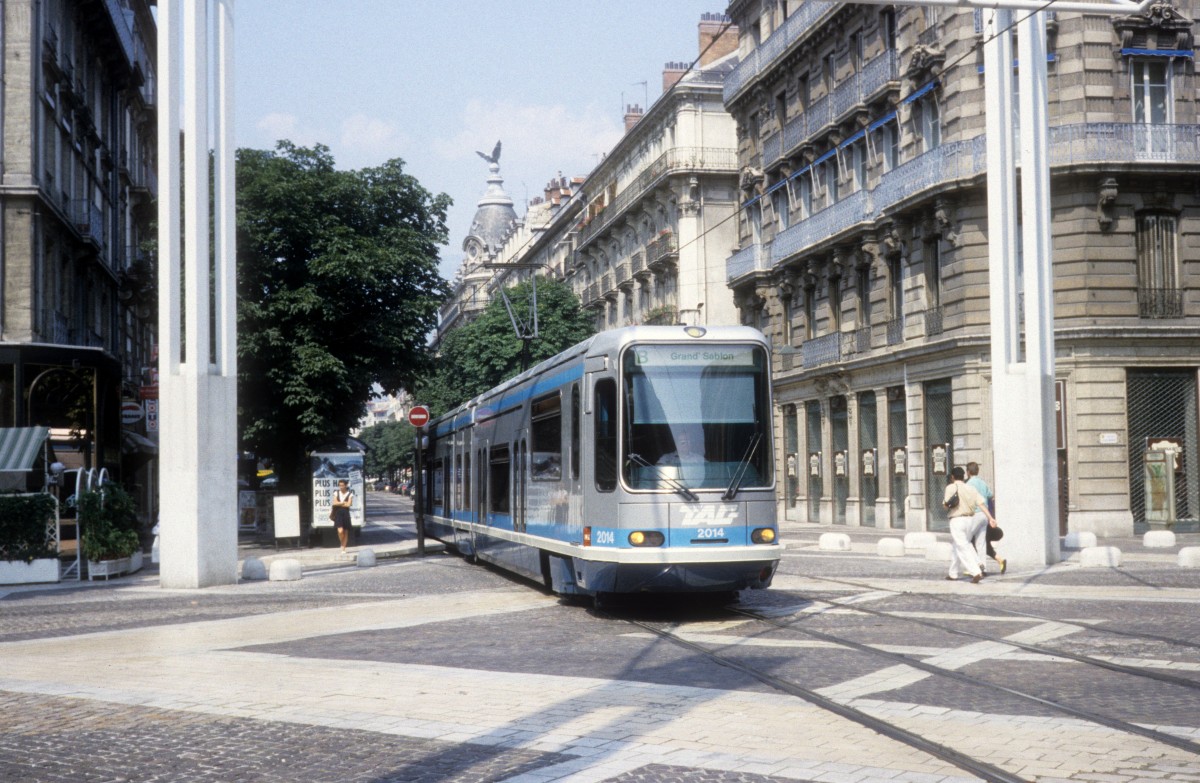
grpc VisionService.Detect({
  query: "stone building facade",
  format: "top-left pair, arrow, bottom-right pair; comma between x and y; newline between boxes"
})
723,0 -> 1199,535
564,14 -> 742,329
1,0 -> 157,484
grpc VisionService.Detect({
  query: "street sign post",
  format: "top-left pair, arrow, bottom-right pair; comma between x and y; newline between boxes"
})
408,405 -> 429,555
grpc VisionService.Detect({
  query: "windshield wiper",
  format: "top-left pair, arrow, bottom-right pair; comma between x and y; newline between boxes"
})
722,433 -> 762,501
627,453 -> 698,502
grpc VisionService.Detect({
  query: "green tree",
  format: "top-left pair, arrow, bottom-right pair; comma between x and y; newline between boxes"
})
237,142 -> 450,491
359,419 -> 416,483
415,275 -> 594,414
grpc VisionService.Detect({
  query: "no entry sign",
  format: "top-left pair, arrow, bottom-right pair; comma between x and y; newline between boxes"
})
408,405 -> 430,427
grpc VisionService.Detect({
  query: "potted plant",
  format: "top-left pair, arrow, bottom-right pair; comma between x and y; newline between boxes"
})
79,484 -> 143,580
0,493 -> 60,584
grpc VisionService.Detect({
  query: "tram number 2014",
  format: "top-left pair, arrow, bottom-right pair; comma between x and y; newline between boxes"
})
594,530 -> 616,545
695,527 -> 725,539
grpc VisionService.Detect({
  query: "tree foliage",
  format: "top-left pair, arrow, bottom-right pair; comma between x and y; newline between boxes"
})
237,142 -> 451,490
415,276 -> 594,415
358,419 -> 417,482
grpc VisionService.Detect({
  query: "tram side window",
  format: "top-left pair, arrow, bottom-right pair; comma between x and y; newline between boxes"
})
454,455 -> 462,511
463,452 -> 471,516
571,384 -> 581,480
595,378 -> 617,491
489,445 -> 510,514
433,460 -> 444,508
531,393 -> 562,481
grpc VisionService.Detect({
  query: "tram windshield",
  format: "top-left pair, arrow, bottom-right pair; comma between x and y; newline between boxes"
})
622,343 -> 772,492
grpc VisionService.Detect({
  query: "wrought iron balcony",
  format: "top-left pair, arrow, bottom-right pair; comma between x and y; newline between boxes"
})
631,250 -> 646,276
726,242 -> 771,283
1048,123 -> 1200,166
71,200 -> 106,249
924,307 -> 945,337
771,190 -> 870,265
724,1 -> 836,104
576,147 -> 736,249
802,332 -> 842,368
873,135 -> 987,213
648,233 -> 679,265
1138,287 -> 1184,319
886,316 -> 905,346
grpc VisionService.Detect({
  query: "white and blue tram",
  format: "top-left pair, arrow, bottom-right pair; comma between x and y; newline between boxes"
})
420,324 -> 777,600
420,324 -> 781,599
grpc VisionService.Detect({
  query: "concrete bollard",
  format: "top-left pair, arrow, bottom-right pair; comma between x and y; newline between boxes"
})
818,533 -> 851,551
1178,547 -> 1200,568
1079,546 -> 1122,568
356,548 -> 377,568
877,538 -> 906,557
268,559 -> 303,581
1143,530 -> 1176,548
924,542 -> 954,561
1062,531 -> 1098,549
904,532 -> 939,553
241,557 -> 268,580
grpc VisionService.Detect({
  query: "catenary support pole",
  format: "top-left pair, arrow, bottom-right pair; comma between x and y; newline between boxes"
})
158,0 -> 239,588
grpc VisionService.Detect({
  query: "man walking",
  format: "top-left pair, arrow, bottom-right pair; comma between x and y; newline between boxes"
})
943,466 -> 998,583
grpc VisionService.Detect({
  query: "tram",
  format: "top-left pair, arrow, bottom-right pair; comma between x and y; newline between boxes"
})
419,324 -> 781,599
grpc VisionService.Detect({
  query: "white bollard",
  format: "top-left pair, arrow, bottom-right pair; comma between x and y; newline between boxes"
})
1080,546 -> 1122,568
268,559 -> 302,581
1177,547 -> 1200,568
818,533 -> 851,551
1143,530 -> 1176,548
924,541 -> 954,561
356,548 -> 377,568
877,538 -> 906,557
241,557 -> 268,580
1062,531 -> 1098,549
904,532 -> 939,553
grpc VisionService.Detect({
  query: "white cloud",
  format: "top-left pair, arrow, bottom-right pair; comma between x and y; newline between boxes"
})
337,114 -> 412,169
435,99 -> 623,184
253,112 -> 319,148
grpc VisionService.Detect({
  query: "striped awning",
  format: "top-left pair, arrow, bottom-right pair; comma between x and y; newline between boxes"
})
0,427 -> 50,473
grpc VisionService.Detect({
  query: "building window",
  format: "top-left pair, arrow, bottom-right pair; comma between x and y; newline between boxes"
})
857,266 -> 872,328
798,174 -> 813,219
925,240 -> 944,336
848,138 -> 868,192
915,96 -> 941,152
1137,212 -> 1182,318
772,184 -> 791,231
1131,60 -> 1170,125
803,285 -> 816,340
873,120 -> 899,173
829,274 -> 842,331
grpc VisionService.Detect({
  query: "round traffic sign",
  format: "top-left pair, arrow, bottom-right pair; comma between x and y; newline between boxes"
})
408,405 -> 430,427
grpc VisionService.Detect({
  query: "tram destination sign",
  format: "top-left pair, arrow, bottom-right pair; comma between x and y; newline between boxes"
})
631,345 -> 757,367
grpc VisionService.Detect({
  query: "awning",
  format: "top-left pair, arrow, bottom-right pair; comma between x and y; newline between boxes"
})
0,427 -> 50,473
121,429 -> 158,456
1122,48 -> 1194,58
901,80 -> 939,104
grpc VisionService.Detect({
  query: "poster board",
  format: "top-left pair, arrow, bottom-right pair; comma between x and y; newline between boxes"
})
273,495 -> 302,539
311,452 -> 365,528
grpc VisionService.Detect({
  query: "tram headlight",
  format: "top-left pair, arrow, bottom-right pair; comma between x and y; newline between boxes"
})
628,531 -> 665,547
751,527 -> 777,544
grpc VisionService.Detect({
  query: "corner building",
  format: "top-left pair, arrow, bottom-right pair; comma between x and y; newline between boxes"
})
1,1 -> 157,493
723,0 -> 1199,535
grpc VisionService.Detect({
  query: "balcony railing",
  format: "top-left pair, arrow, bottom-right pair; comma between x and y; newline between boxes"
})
1139,287 -> 1184,319
647,233 -> 679,264
874,135 -> 987,213
726,242 -> 771,282
725,1 -> 836,104
576,147 -> 736,249
802,332 -> 842,368
924,306 -> 945,337
771,190 -> 870,265
886,316 -> 905,346
631,250 -> 646,276
1049,123 -> 1200,166
71,200 -> 105,249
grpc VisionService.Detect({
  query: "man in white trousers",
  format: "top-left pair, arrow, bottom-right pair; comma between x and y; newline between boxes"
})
942,466 -> 998,583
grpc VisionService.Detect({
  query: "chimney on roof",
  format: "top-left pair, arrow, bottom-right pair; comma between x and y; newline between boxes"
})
662,61 -> 688,93
698,12 -> 737,67
624,104 -> 643,134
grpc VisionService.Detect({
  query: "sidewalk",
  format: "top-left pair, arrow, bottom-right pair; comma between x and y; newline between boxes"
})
776,515 -> 1200,565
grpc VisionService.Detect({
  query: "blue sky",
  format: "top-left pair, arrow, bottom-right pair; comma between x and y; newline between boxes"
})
234,2 -> 726,281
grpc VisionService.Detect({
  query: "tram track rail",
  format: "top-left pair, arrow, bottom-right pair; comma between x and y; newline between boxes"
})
790,574 -> 1200,688
601,594 -> 1200,783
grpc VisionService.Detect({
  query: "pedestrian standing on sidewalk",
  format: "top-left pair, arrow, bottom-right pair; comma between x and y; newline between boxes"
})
943,466 -> 997,583
332,479 -> 354,555
966,462 -> 1005,574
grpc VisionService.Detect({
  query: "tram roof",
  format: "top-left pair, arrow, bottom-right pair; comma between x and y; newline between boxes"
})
429,325 -> 769,434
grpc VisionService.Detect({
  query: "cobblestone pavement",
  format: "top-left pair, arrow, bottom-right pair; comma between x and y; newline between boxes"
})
2,510 -> 1200,782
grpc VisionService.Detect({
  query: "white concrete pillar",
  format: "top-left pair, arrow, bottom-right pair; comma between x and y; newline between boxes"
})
158,0 -> 239,588
984,10 -> 1058,568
